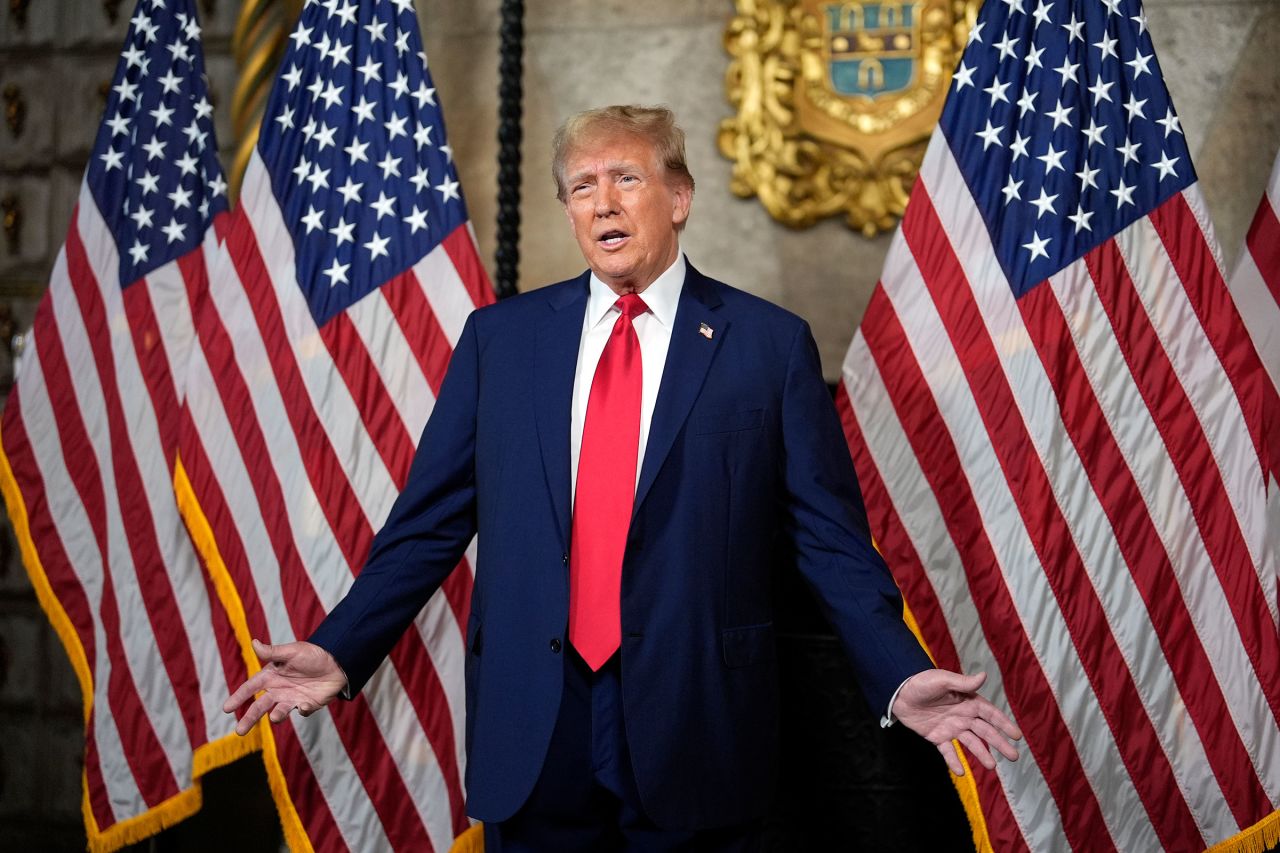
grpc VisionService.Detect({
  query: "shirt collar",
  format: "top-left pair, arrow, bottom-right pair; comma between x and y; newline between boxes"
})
585,251 -> 686,330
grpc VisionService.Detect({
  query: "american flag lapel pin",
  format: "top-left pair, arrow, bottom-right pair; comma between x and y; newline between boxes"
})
699,322 -> 714,340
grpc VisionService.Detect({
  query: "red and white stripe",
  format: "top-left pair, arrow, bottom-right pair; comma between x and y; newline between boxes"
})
1227,148 -> 1280,621
840,130 -> 1280,851
0,181 -> 248,844
178,150 -> 492,853
1229,150 -> 1280,405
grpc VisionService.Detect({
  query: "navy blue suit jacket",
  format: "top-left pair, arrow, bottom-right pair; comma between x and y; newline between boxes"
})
310,262 -> 932,829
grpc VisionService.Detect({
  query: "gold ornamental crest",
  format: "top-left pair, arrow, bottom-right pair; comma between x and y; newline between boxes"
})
719,0 -> 978,235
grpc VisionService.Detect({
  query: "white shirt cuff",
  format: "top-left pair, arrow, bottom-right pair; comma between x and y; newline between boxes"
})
880,676 -> 911,728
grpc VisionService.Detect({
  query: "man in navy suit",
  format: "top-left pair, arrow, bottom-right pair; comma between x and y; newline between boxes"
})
225,105 -> 1020,851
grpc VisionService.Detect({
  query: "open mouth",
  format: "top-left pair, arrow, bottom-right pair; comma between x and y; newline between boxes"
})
597,230 -> 629,248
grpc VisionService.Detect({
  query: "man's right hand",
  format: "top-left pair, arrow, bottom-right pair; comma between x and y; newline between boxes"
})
223,639 -> 348,736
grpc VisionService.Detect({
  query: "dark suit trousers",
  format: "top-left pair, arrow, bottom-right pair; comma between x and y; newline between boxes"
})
483,648 -> 762,853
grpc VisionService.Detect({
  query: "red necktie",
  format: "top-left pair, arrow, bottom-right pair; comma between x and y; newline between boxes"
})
570,293 -> 648,671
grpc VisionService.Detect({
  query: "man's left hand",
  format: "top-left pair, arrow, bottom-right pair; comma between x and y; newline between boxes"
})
892,669 -> 1022,776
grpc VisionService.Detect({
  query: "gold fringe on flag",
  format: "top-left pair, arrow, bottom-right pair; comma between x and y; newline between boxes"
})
900,600 -> 993,853
901,601 -> 1280,853
450,822 -> 485,853
173,455 -> 314,853
0,428 -> 259,853
1205,809 -> 1280,853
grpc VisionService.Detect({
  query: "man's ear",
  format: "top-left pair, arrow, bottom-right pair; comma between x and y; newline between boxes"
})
671,182 -> 693,228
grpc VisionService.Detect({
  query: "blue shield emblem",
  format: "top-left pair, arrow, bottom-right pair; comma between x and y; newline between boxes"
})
825,2 -> 920,97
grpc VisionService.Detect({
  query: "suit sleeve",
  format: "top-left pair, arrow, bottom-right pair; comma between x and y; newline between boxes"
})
309,312 -> 482,695
778,320 -> 933,712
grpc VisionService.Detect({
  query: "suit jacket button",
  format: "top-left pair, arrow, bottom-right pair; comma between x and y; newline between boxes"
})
550,638 -> 562,654
561,553 -> 568,565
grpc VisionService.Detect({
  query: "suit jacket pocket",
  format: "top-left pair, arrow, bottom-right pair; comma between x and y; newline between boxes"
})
693,407 -> 764,435
721,623 -> 776,668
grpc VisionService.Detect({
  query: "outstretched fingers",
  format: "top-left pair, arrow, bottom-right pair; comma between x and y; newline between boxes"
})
223,638 -> 294,723
969,715 -> 1020,761
945,670 -> 987,695
223,667 -> 270,715
957,730 -> 997,771
937,740 -> 965,776
236,690 -> 279,736
967,712 -> 1018,758
251,638 -> 285,663
268,697 -> 296,724
978,699 -> 1022,743
222,640 -> 344,736
897,669 -> 1025,777
937,708 -> 1022,776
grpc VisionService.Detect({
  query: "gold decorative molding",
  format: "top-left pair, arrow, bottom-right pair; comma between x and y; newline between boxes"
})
3,84 -> 24,138
719,0 -> 978,235
230,0 -> 300,199
1,193 -> 21,255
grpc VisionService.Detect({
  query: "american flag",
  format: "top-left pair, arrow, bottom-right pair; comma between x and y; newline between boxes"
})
838,0 -> 1280,849
0,0 -> 252,850
174,0 -> 493,849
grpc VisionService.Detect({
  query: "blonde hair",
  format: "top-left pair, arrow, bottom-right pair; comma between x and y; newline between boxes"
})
551,105 -> 695,203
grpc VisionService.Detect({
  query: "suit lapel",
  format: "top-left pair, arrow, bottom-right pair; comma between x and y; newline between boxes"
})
533,274 -> 590,550
633,264 -> 726,517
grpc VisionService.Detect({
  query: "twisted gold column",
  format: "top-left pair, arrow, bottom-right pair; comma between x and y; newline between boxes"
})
229,0 -> 300,198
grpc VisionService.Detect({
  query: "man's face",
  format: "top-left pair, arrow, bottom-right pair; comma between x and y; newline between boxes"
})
561,132 -> 692,295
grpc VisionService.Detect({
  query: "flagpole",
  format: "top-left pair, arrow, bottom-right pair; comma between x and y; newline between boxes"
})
495,0 -> 524,299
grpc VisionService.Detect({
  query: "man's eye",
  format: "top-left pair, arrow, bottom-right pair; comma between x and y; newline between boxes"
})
620,175 -> 638,184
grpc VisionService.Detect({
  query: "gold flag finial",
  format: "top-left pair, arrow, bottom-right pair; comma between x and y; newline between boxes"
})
229,0 -> 301,199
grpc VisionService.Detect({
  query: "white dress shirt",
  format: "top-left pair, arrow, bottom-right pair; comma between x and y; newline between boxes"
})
570,252 -> 686,501
566,250 -> 912,723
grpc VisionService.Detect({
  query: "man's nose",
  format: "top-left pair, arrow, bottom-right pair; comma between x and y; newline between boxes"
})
594,182 -> 619,216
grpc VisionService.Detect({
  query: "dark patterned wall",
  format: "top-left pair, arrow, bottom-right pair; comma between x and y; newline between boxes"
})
763,561 -> 975,852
